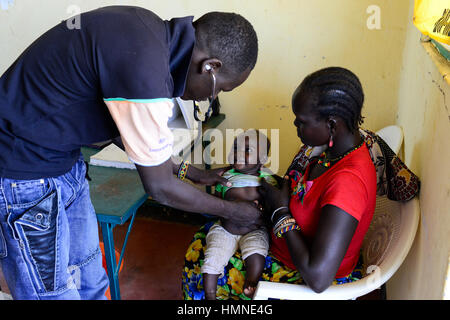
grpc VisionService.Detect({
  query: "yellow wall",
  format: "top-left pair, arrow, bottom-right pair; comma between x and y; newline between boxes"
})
0,0 -> 410,174
386,0 -> 450,300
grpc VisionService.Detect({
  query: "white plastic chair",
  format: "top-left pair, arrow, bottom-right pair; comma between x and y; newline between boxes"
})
0,291 -> 12,300
253,197 -> 420,300
253,125 -> 420,300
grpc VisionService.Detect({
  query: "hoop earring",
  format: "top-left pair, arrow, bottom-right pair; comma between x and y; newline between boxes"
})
194,70 -> 217,122
204,72 -> 216,121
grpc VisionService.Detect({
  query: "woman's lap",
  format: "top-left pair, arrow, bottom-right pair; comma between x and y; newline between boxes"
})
182,221 -> 364,300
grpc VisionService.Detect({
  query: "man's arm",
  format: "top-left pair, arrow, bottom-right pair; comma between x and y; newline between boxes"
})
112,135 -> 260,230
173,161 -> 232,186
114,135 -> 230,186
135,158 -> 263,230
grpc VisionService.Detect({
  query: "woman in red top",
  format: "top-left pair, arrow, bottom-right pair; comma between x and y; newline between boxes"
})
260,66 -> 377,292
182,67 -> 377,299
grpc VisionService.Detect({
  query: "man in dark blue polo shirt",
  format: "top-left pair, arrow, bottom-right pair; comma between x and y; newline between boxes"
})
0,6 -> 259,299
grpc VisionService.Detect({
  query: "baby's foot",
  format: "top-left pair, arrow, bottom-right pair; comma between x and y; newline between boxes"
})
243,286 -> 256,298
243,280 -> 258,298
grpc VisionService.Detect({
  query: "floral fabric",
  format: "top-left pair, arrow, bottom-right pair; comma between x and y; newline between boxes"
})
182,221 -> 363,300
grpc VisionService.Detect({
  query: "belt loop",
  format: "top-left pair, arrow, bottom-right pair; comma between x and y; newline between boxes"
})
84,161 -> 92,181
1,177 -> 18,240
49,176 -> 56,192
0,177 -> 8,210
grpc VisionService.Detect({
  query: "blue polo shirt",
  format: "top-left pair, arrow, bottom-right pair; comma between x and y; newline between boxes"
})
0,6 -> 195,179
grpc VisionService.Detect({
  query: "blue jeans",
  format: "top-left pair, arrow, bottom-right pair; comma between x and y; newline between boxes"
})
0,156 -> 108,299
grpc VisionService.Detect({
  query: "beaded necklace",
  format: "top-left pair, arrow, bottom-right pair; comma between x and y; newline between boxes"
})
289,170 -> 307,203
317,140 -> 365,168
289,169 -> 314,204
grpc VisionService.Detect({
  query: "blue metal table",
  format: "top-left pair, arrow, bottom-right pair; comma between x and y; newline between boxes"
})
82,147 -> 147,300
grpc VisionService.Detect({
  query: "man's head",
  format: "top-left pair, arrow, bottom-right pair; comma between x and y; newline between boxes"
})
182,12 -> 258,101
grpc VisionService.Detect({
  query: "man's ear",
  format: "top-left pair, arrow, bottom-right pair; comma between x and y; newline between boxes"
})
201,58 -> 223,74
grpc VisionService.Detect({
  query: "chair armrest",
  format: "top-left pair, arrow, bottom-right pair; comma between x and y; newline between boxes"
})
0,291 -> 12,300
253,272 -> 385,300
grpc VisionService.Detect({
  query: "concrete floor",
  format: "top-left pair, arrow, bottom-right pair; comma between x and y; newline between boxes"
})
106,215 -> 200,300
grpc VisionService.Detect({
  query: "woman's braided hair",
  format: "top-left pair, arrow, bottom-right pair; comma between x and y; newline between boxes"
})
300,67 -> 365,133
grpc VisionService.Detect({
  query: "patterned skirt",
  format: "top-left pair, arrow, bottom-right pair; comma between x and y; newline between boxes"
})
182,221 -> 364,300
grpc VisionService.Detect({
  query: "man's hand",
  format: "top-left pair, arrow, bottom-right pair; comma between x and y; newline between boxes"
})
222,220 -> 263,235
229,200 -> 264,223
221,200 -> 265,235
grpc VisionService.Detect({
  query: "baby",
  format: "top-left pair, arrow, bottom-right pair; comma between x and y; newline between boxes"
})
201,129 -> 277,299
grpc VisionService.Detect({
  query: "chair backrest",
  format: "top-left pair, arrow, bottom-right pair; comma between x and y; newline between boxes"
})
362,124 -> 408,274
361,196 -> 402,272
376,125 -> 403,155
361,196 -> 420,284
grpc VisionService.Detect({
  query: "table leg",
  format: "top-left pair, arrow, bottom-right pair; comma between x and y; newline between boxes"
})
100,222 -> 121,300
116,210 -> 137,275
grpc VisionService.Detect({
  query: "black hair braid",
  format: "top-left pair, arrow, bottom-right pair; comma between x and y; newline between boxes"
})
302,67 -> 365,132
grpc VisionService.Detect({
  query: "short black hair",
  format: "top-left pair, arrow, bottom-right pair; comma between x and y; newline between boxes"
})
299,67 -> 365,132
234,129 -> 271,150
193,12 -> 258,75
234,129 -> 271,164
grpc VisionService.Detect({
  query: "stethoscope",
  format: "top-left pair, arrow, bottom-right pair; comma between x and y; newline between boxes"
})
193,66 -> 216,122
187,67 -> 217,160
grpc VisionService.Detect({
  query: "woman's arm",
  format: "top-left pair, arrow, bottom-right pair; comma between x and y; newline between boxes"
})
259,178 -> 358,293
281,205 -> 358,293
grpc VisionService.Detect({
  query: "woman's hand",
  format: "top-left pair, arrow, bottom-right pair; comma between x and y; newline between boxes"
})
258,176 -> 291,221
186,165 -> 232,186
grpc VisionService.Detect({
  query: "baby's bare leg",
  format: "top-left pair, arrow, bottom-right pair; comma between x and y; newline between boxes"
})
243,253 -> 265,298
202,223 -> 239,300
203,273 -> 220,300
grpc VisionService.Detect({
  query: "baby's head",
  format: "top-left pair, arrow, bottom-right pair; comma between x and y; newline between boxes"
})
228,129 -> 270,174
